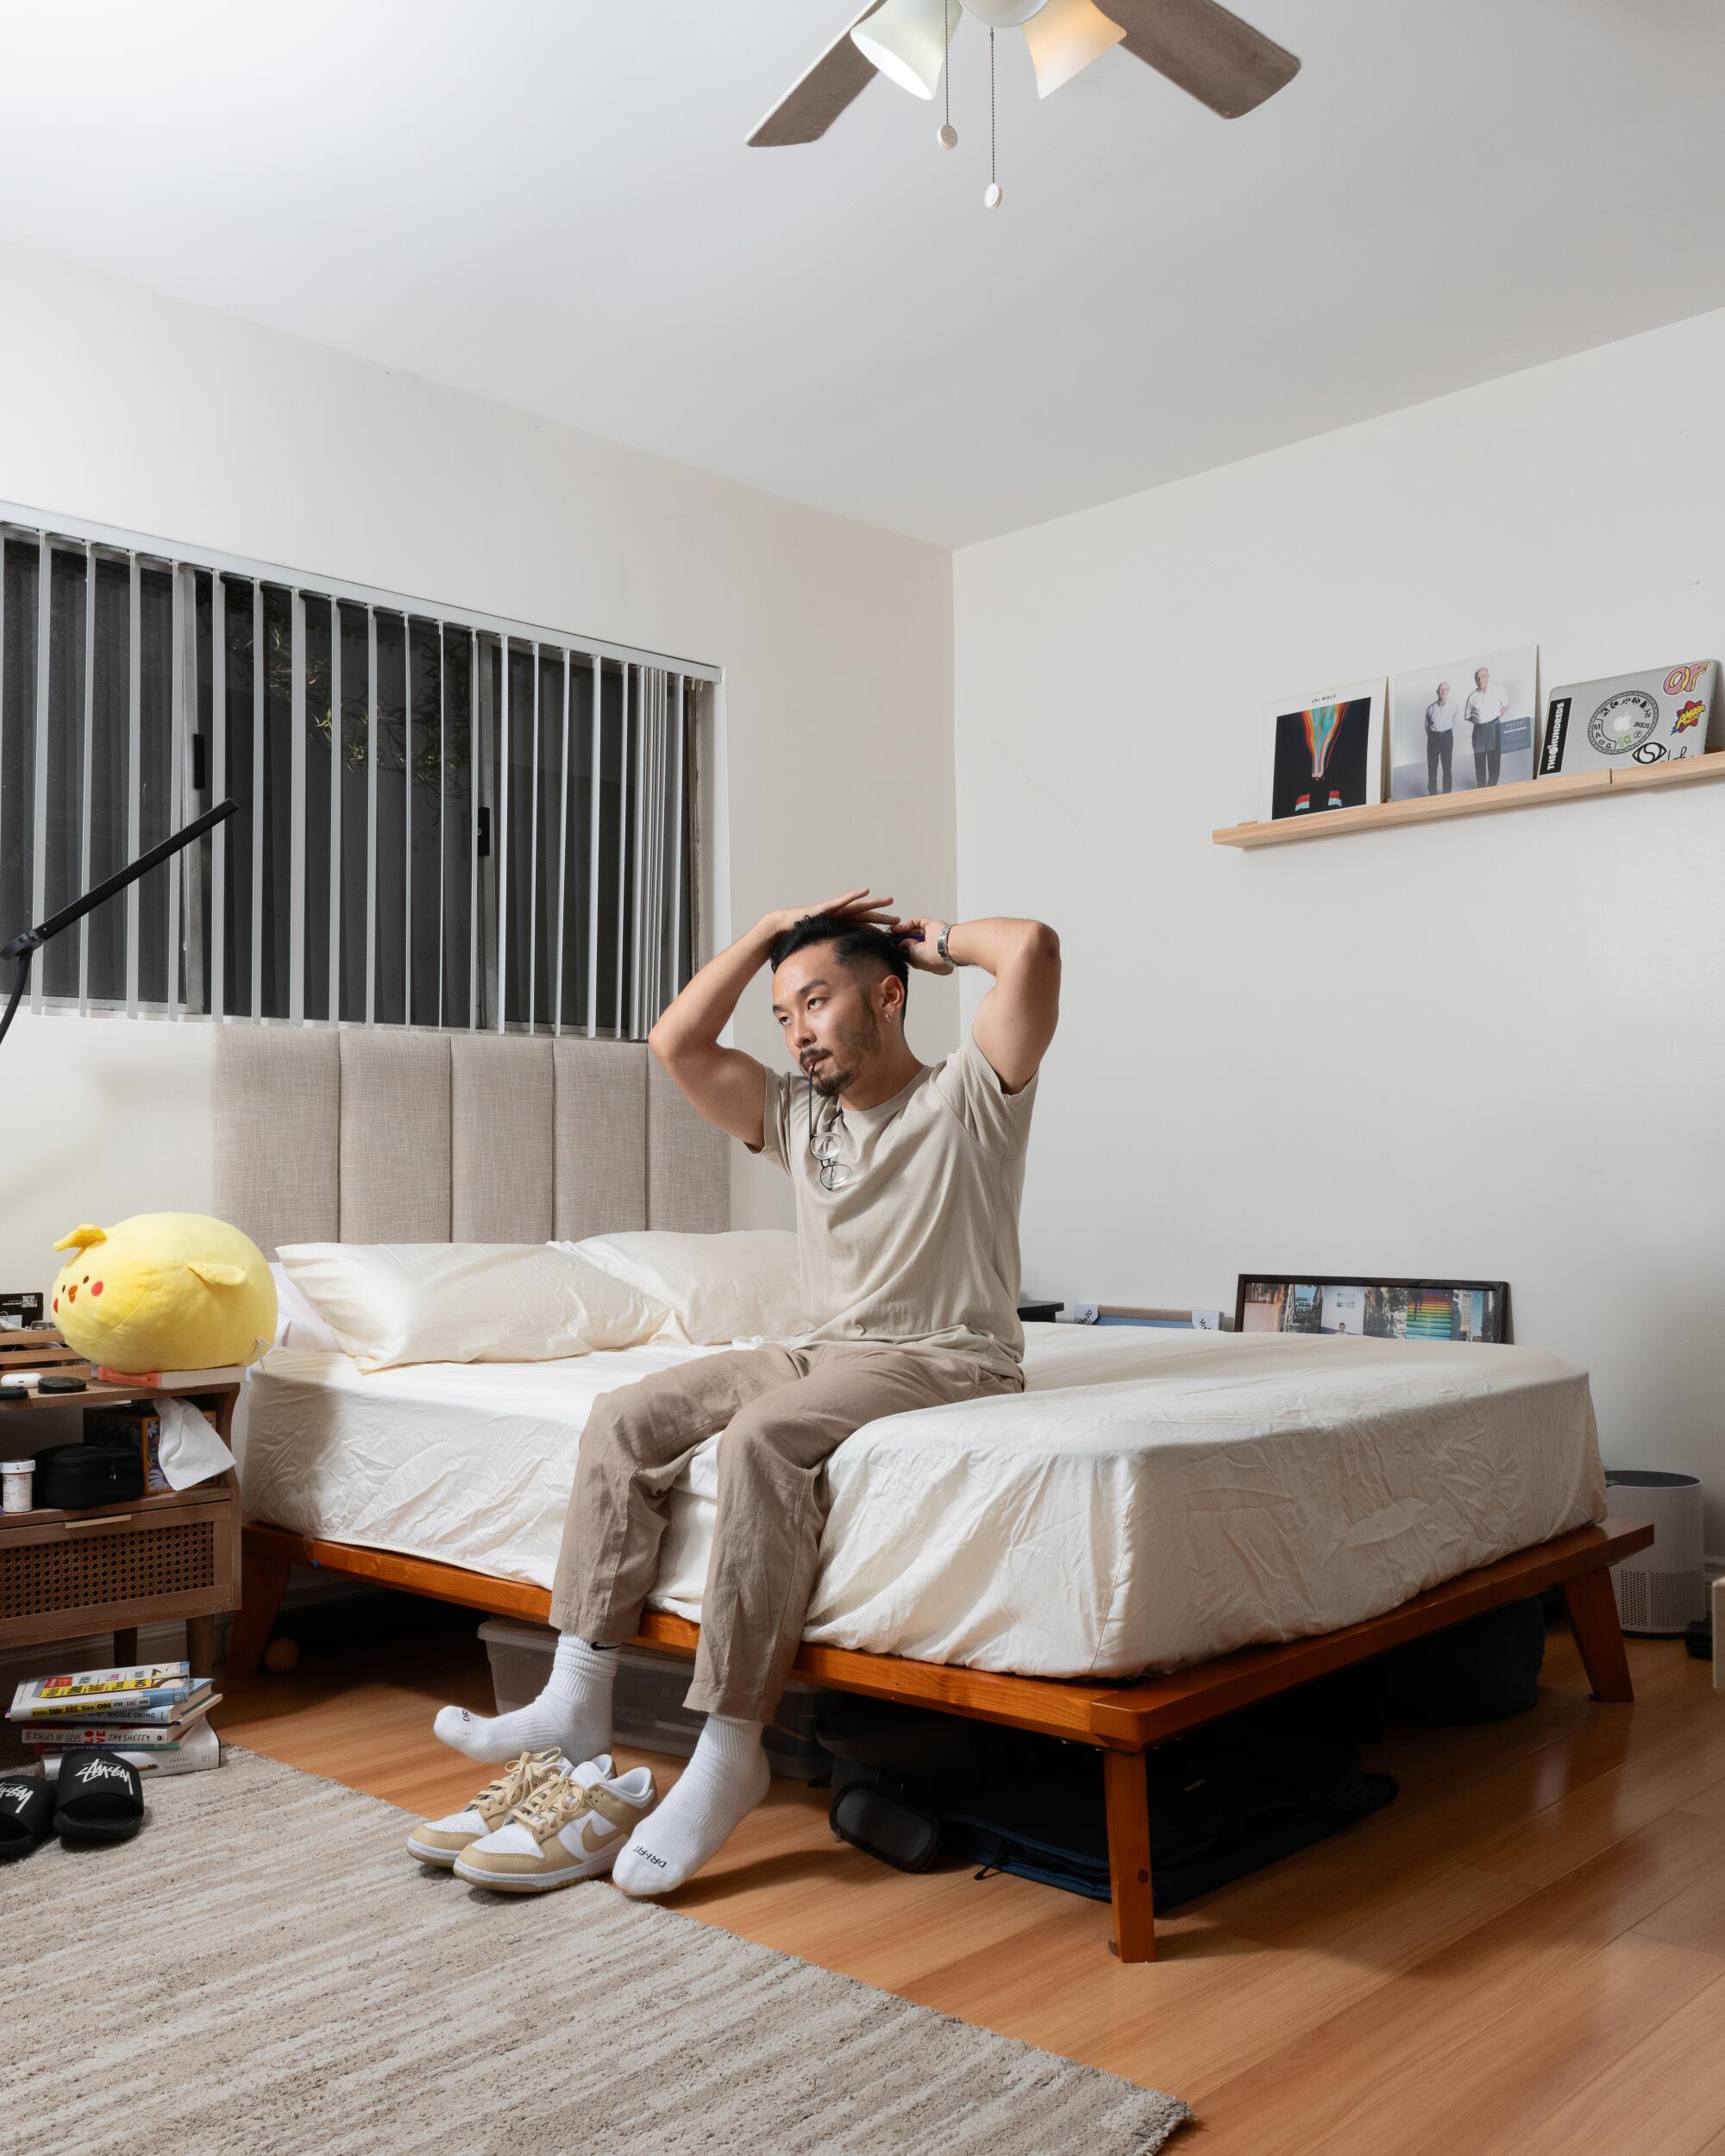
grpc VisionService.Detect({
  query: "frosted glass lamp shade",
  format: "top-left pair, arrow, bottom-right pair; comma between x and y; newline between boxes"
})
1022,0 -> 1126,97
963,0 -> 1051,24
852,0 -> 957,100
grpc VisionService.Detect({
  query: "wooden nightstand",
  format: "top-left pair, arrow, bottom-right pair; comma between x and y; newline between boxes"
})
0,1352 -> 241,1672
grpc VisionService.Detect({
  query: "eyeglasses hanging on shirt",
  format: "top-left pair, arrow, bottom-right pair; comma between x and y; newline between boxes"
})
806,1078 -> 853,1190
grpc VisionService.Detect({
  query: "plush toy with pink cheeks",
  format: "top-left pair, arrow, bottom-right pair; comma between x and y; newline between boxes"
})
50,1213 -> 276,1375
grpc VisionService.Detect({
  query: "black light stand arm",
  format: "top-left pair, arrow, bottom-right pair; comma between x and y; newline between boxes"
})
0,796 -> 242,1048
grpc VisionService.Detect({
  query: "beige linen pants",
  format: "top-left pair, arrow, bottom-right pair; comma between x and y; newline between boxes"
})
549,1341 -> 1021,1722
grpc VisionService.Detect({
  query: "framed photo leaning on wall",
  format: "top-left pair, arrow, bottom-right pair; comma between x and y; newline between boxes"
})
1235,1275 -> 1511,1344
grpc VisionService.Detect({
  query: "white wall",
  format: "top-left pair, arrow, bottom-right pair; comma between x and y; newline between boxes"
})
956,307 -> 1725,1543
0,240 -> 958,1293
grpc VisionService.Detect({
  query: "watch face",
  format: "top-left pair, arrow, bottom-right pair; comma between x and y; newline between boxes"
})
1587,689 -> 1660,755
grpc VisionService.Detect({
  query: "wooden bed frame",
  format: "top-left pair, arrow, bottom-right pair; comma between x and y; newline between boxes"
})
231,1513 -> 1650,1961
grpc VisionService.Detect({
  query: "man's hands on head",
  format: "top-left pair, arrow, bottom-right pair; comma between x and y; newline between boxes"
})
887,916 -> 955,976
759,888 -> 898,944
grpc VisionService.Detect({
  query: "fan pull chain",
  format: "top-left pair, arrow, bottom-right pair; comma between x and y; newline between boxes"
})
984,28 -> 1002,208
938,0 -> 957,148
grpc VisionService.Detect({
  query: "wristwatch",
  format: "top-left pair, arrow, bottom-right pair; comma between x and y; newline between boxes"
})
936,924 -> 956,966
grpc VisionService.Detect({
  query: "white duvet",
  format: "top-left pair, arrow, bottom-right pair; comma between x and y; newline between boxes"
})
241,1325 -> 1605,1678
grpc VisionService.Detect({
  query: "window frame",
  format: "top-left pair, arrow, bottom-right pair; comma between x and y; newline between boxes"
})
0,501 -> 718,1038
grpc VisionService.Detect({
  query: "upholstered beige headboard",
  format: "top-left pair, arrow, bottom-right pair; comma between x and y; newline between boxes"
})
213,1030 -> 729,1258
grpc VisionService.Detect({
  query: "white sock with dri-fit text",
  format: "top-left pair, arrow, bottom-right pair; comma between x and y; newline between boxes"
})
433,1636 -> 618,1766
612,1712 -> 770,1896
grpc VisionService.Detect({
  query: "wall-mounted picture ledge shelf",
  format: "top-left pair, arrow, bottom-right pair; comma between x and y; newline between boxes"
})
1214,747 -> 1725,849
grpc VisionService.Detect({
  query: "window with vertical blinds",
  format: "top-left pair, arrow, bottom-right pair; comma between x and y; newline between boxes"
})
0,507 -> 712,1036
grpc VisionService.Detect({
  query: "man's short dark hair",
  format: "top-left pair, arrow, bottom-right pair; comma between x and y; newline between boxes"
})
768,912 -> 909,1008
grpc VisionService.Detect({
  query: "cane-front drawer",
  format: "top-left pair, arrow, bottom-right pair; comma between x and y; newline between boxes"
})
0,1490 -> 239,1652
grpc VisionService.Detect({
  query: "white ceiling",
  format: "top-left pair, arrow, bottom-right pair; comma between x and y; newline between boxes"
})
2,1 -> 1724,548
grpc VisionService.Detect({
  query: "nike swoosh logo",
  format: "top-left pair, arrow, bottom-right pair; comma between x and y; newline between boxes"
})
580,1820 -> 618,1856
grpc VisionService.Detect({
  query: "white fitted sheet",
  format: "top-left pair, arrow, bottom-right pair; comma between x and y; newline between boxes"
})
241,1326 -> 1605,1678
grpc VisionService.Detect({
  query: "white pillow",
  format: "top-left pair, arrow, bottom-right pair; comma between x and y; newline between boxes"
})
267,1262 -> 344,1355
275,1243 -> 669,1373
561,1229 -> 806,1346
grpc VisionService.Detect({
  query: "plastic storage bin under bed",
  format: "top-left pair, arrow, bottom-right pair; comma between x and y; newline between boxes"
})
479,1618 -> 831,1782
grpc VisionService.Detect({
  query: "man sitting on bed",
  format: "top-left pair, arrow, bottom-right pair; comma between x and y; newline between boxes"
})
435,889 -> 1061,1895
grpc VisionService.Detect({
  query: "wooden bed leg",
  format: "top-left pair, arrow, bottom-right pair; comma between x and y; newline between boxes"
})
226,1549 -> 292,1677
1103,1749 -> 1156,1963
1564,1566 -> 1634,1703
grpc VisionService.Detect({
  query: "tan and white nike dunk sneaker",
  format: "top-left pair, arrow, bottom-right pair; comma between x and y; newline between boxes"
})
453,1758 -> 657,1893
405,1748 -> 582,1868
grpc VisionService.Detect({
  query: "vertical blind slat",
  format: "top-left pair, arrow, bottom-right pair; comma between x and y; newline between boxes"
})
365,607 -> 378,1027
555,649 -> 569,1036
127,554 -> 142,1018
615,662 -> 629,1040
28,536 -> 50,1012
166,563 -> 186,1020
78,544 -> 97,1015
528,640 -> 539,1033
402,615 -> 413,1028
645,668 -> 661,1022
288,590 -> 305,1025
497,634 -> 510,1036
468,630 -> 479,1031
210,573 -> 226,1023
668,674 -> 685,1021
436,623 -> 445,1030
250,580 -> 264,1023
329,601 -> 342,1025
641,668 -> 656,1025
587,653 -> 601,1038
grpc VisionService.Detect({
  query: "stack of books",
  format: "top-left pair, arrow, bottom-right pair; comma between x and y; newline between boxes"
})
8,1661 -> 223,1777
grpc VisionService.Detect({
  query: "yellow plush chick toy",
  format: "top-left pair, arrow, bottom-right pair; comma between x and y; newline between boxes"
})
51,1213 -> 276,1376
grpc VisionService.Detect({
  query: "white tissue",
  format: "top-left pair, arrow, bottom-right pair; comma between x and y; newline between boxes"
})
153,1393 -> 237,1490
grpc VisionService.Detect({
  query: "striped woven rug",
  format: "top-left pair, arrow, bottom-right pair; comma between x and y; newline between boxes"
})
6,1746 -> 1189,2155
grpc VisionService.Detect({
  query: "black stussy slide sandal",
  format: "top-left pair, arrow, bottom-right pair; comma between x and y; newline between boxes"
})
0,1773 -> 55,1858
52,1751 -> 145,1843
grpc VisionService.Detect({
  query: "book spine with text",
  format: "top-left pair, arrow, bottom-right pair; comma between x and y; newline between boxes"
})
23,1661 -> 190,1702
26,1723 -> 190,1750
10,1686 -> 199,1721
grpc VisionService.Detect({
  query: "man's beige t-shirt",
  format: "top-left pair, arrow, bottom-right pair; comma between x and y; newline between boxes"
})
750,1025 -> 1038,1382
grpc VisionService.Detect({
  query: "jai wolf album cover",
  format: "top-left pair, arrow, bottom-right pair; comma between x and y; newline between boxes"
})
1262,679 -> 1384,821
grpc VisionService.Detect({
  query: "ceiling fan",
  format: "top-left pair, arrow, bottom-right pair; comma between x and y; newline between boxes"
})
749,0 -> 1301,173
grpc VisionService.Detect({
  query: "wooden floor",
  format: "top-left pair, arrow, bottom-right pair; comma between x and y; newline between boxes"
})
211,1611 -> 1725,2154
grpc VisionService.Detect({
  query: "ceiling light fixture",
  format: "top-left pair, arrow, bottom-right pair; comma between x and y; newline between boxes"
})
749,0 -> 1301,210
850,0 -> 955,102
1021,0 -> 1126,99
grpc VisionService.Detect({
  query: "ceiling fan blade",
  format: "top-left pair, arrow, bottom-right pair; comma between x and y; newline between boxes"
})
748,3 -> 892,146
1102,0 -> 1299,118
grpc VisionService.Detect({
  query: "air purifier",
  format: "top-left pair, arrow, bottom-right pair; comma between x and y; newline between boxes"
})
1603,1469 -> 1705,1636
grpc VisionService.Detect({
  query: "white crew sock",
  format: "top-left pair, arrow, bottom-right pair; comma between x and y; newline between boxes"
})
434,1636 -> 618,1766
612,1713 -> 770,1896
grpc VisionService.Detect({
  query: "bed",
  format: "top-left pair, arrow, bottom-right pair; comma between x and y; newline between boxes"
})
242,1325 -> 1609,1679
217,1028 -> 1647,1960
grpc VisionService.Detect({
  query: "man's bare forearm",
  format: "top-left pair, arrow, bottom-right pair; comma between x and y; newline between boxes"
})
943,918 -> 1060,975
648,915 -> 781,1056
